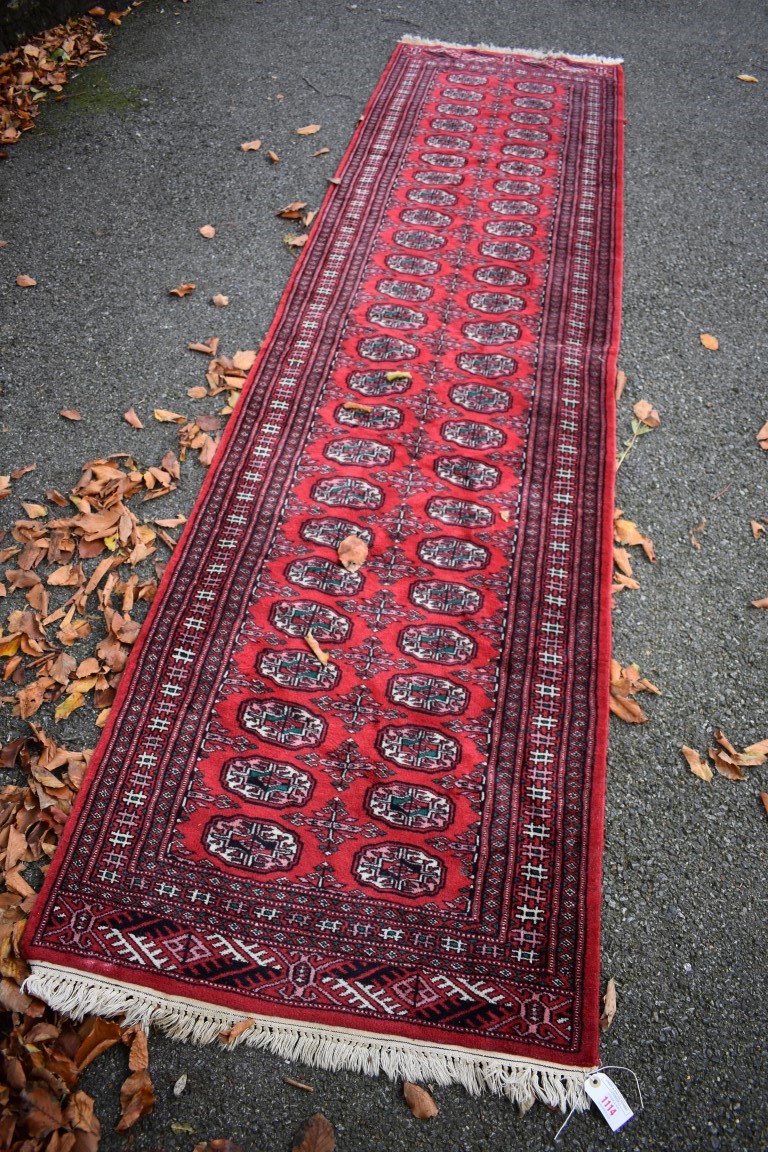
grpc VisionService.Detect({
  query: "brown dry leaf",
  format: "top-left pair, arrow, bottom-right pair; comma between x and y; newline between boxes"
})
60,409 -> 82,421
403,1082 -> 439,1120
328,177 -> 341,186
123,407 -> 143,429
212,293 -> 230,307
199,224 -> 216,239
699,332 -> 719,351
305,630 -> 329,667
760,793 -> 768,818
737,73 -> 759,82
16,274 -> 37,287
599,977 -> 617,1032
744,738 -> 768,757
20,501 -> 47,518
89,5 -> 106,13
615,369 -> 627,400
115,1068 -> 156,1132
342,400 -> 372,414
285,234 -> 309,249
713,728 -> 739,758
296,124 -> 322,135
338,534 -> 368,573
751,596 -> 768,608
153,408 -> 186,424
499,509 -> 511,523
291,1112 -> 336,1152
612,546 -> 633,577
267,150 -> 280,163
757,421 -> 768,450
632,399 -> 661,428
169,282 -> 196,297
614,517 -> 656,563
609,693 -> 648,723
709,748 -> 747,782
750,520 -> 765,539
128,1027 -> 149,1072
75,1017 -> 122,1070
54,690 -> 86,721
277,201 -> 308,219
314,147 -> 330,157
682,745 -> 713,782
218,1017 -> 255,1045
240,138 -> 262,151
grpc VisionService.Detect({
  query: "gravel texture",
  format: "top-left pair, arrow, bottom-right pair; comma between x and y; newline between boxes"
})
1,1 -> 766,1149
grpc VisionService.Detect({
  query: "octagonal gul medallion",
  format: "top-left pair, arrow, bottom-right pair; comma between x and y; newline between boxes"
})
387,672 -> 468,715
240,699 -> 326,748
354,843 -> 445,896
204,816 -> 300,873
222,756 -> 314,807
398,623 -> 476,665
376,723 -> 461,772
366,782 -> 454,831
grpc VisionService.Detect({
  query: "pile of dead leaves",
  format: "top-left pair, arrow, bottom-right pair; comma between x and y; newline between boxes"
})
0,454 -> 187,730
609,659 -> 660,724
682,731 -> 768,784
0,728 -> 156,1146
0,18 -> 108,151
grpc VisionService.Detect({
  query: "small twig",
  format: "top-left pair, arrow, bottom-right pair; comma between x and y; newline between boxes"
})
284,1077 -> 314,1092
301,75 -> 353,99
711,481 -> 733,502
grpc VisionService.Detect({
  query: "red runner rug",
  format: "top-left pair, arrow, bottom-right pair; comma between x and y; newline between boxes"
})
25,37 -> 623,1110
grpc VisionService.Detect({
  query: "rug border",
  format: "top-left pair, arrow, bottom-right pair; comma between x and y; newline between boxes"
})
24,40 -> 625,1110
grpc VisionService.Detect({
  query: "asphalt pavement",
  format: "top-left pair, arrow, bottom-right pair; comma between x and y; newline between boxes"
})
1,1 -> 767,1149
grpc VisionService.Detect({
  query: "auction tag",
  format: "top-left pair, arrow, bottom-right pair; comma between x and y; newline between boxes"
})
584,1072 -> 635,1131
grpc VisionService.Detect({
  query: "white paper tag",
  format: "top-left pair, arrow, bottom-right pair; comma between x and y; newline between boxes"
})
584,1072 -> 635,1131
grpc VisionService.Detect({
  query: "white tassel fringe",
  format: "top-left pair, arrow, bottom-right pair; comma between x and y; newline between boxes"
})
25,961 -> 593,1112
399,34 -> 623,66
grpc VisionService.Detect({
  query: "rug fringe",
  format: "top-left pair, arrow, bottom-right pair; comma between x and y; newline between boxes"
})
399,34 -> 623,66
25,962 -> 592,1112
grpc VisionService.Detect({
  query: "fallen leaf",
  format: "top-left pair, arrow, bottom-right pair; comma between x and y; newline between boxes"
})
614,518 -> 656,562
757,421 -> 768,450
267,150 -> 280,163
750,520 -> 765,539
328,177 -> 341,186
291,1112 -> 336,1152
153,408 -> 187,423
115,1069 -> 155,1132
75,1017 -> 122,1070
708,747 -> 747,781
21,502 -> 47,518
613,546 -> 633,577
403,1082 -> 439,1120
285,234 -> 309,249
342,400 -> 372,414
123,407 -> 143,429
599,977 -> 617,1032
199,224 -> 216,239
60,409 -> 82,421
385,370 -> 412,383
338,533 -> 368,573
632,399 -> 661,428
173,1073 -> 188,1096
615,369 -> 627,400
296,124 -> 321,135
305,630 -> 329,667
609,694 -> 648,724
277,201 -> 308,219
218,1017 -> 255,1045
89,5 -> 106,13
127,1028 -> 149,1072
751,596 -> 768,608
169,282 -> 196,297
744,739 -> 768,757
737,74 -> 758,82
16,274 -> 36,287
240,139 -> 262,151
212,293 -> 230,307
54,691 -> 86,721
313,148 -> 330,157
499,509 -> 511,522
682,745 -> 713,782
699,332 -> 719,351
760,793 -> 768,818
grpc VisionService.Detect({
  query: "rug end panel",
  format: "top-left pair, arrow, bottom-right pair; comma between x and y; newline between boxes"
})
25,962 -> 593,1112
398,34 -> 623,66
